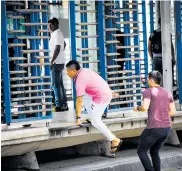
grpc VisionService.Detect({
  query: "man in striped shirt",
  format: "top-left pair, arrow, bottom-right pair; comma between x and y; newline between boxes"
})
134,71 -> 176,171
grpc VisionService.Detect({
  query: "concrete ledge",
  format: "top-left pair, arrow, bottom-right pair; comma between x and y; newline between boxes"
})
1,113 -> 182,157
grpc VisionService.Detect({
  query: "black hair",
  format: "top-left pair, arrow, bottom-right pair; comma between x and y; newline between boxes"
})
148,71 -> 162,85
158,18 -> 161,25
48,17 -> 59,25
66,60 -> 81,71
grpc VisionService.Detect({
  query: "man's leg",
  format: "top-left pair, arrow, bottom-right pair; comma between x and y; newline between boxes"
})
153,58 -> 163,74
153,58 -> 163,86
52,65 -> 60,108
137,129 -> 157,171
52,64 -> 65,109
90,102 -> 115,141
59,64 -> 68,108
150,128 -> 171,171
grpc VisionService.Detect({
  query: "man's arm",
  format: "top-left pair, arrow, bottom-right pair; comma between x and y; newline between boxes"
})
51,45 -> 60,64
76,96 -> 82,118
134,89 -> 151,112
148,40 -> 153,60
76,96 -> 82,124
134,98 -> 151,112
169,102 -> 176,116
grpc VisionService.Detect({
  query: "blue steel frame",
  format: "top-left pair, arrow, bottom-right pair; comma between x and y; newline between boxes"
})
35,1 -> 42,117
1,1 -> 11,124
12,4 -> 24,118
115,0 -> 120,30
97,1 -> 106,81
175,1 -> 182,104
105,1 -> 115,67
105,1 -> 119,109
69,1 -> 77,108
1,1 -> 52,124
149,0 -> 154,33
30,2 -> 39,115
81,0 -> 89,68
132,0 -> 141,106
42,0 -> 52,116
142,0 -> 148,79
123,0 -> 132,107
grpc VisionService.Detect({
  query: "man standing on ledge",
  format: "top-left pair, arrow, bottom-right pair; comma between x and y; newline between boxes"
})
66,60 -> 122,155
48,18 -> 68,112
134,71 -> 176,171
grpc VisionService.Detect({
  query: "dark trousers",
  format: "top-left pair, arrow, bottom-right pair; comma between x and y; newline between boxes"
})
51,64 -> 67,108
153,58 -> 163,75
153,58 -> 175,86
137,128 -> 171,171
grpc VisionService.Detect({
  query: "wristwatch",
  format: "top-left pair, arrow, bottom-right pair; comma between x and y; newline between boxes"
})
76,116 -> 81,120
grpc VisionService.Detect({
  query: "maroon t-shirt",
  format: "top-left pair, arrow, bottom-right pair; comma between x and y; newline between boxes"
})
143,87 -> 174,128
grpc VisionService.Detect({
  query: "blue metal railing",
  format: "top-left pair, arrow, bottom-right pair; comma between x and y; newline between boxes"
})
149,0 -> 154,33
1,1 -> 52,124
142,0 -> 148,80
1,1 -> 11,124
132,0 -> 141,106
175,1 -> 182,104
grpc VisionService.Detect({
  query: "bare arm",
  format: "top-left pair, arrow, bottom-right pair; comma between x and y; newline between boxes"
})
148,40 -> 153,60
169,102 -> 176,116
134,98 -> 151,112
76,96 -> 82,118
51,45 -> 60,64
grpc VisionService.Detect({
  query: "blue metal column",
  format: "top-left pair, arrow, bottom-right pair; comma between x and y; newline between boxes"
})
81,0 -> 89,68
142,0 -> 148,79
123,0 -> 132,107
149,0 -> 154,33
132,0 -> 141,106
30,3 -> 39,113
97,1 -> 106,80
69,1 -> 77,108
1,1 -> 11,124
175,1 -> 182,104
34,2 -> 42,116
105,1 -> 116,66
115,0 -> 121,30
97,1 -> 108,114
13,5 -> 24,117
42,0 -> 52,117
105,1 -> 118,109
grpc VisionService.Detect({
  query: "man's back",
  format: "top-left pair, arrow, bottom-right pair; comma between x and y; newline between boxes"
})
49,29 -> 65,64
143,87 -> 173,128
75,68 -> 112,104
149,28 -> 162,56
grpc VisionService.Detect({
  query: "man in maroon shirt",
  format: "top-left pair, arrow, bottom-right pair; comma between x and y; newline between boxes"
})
134,71 -> 176,171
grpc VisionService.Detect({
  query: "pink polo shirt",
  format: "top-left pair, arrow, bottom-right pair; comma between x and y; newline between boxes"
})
74,68 -> 112,104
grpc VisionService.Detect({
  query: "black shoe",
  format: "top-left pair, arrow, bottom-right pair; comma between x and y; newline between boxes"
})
63,106 -> 69,111
102,112 -> 107,118
55,107 -> 65,112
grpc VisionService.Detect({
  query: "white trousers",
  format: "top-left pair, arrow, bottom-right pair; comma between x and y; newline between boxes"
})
83,94 -> 115,141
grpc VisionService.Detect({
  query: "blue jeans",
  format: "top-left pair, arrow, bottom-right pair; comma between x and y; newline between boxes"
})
137,128 -> 171,171
51,64 -> 67,108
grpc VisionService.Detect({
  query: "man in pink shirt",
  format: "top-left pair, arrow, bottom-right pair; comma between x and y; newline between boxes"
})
134,71 -> 176,171
66,60 -> 121,155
